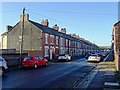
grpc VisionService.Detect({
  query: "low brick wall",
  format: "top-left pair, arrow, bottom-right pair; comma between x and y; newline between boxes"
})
5,58 -> 20,66
2,53 -> 28,72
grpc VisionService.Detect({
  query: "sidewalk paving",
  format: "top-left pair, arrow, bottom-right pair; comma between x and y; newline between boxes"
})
87,62 -> 120,89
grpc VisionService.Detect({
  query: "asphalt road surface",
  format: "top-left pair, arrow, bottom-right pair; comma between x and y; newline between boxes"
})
1,58 -> 98,89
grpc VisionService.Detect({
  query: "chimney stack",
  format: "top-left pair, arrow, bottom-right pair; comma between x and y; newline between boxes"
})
61,28 -> 66,34
6,25 -> 13,32
20,14 -> 29,22
71,33 -> 77,38
53,24 -> 59,30
41,19 -> 49,27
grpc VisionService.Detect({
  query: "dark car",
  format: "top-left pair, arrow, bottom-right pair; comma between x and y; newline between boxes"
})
22,56 -> 48,69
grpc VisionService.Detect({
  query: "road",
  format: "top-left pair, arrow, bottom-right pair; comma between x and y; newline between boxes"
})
1,58 -> 98,89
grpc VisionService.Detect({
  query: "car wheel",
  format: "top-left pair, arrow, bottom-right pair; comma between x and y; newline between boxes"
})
34,64 -> 38,69
45,62 -> 48,66
66,59 -> 69,62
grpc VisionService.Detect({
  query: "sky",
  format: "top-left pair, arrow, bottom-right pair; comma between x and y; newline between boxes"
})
118,1 -> 120,21
1,2 -> 119,46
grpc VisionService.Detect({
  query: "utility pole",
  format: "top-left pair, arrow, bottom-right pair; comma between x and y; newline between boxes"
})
19,8 -> 25,68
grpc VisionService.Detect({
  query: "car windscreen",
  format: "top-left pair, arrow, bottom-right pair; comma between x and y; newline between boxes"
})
90,55 -> 97,57
59,54 -> 65,56
24,57 -> 32,60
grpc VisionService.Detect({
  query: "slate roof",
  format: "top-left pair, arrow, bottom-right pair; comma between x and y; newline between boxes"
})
1,22 -> 20,36
114,21 -> 120,26
1,19 -> 99,48
29,20 -> 84,44
30,20 -> 100,47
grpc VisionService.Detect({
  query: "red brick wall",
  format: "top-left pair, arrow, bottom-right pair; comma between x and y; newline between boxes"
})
113,22 -> 120,72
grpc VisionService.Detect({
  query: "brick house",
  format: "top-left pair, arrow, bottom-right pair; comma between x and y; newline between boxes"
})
1,14 -> 100,61
113,21 -> 120,72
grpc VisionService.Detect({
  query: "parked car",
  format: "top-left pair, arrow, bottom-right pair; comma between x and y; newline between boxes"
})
22,56 -> 48,69
58,54 -> 72,62
88,54 -> 101,62
85,53 -> 91,59
98,53 -> 104,60
0,57 -> 8,76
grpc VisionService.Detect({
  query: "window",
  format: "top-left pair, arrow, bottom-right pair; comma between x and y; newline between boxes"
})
66,48 -> 68,53
39,56 -> 43,60
60,37 -> 63,46
63,38 -> 65,47
45,33 -> 49,44
56,36 -> 59,45
24,57 -> 32,60
72,41 -> 74,47
77,42 -> 79,48
75,42 -> 76,47
60,47 -> 63,54
69,40 -> 71,47
45,46 -> 49,57
50,35 -> 54,44
34,56 -> 40,60
66,39 -> 68,46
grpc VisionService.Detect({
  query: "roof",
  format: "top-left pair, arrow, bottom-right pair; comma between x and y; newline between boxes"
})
1,19 -> 99,47
1,32 -> 8,36
29,20 -> 99,47
1,22 -> 20,36
114,21 -> 120,26
29,20 -> 83,43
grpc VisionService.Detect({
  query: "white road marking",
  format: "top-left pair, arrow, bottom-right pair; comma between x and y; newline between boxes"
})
104,82 -> 119,86
75,67 -> 99,88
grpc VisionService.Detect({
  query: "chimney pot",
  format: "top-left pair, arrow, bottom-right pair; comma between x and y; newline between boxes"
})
61,28 -> 66,34
6,25 -> 13,32
41,19 -> 49,27
53,24 -> 59,30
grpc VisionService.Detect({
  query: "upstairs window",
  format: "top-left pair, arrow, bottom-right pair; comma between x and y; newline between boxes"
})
56,36 -> 59,45
60,37 -> 63,46
50,35 -> 54,44
45,33 -> 49,44
66,39 -> 68,46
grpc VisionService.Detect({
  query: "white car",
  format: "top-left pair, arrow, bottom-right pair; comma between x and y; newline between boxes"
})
58,54 -> 71,62
88,54 -> 101,62
0,57 -> 8,76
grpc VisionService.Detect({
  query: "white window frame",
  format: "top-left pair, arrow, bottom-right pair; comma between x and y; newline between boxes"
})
69,40 -> 71,47
56,36 -> 59,45
60,37 -> 63,46
66,39 -> 68,46
50,34 -> 54,44
44,46 -> 49,57
45,33 -> 49,44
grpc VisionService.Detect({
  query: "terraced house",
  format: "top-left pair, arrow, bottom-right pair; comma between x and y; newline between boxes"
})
1,14 -> 100,61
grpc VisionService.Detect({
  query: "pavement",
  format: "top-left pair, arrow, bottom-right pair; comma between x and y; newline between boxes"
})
79,51 -> 120,90
87,62 -> 120,89
77,62 -> 120,89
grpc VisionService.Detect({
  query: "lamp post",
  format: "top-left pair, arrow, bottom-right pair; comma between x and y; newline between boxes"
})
19,8 -> 25,68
